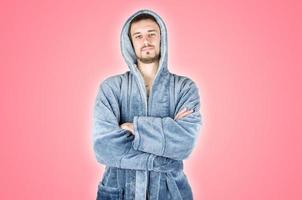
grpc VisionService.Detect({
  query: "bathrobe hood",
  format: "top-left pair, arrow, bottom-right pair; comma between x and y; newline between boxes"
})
120,9 -> 169,89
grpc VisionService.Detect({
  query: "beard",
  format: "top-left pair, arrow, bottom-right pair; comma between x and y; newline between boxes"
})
137,54 -> 160,64
137,49 -> 160,64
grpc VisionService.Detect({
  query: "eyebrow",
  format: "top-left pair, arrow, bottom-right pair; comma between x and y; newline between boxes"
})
132,29 -> 158,37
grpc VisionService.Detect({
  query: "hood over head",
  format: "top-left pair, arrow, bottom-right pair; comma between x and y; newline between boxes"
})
120,9 -> 169,81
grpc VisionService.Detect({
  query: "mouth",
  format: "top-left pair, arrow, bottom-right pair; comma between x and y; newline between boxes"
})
142,47 -> 154,51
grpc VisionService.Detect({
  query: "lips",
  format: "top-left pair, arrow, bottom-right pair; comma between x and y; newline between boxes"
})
142,47 -> 154,51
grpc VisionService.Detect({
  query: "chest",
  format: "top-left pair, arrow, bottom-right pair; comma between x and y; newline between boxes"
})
120,74 -> 175,122
145,80 -> 152,97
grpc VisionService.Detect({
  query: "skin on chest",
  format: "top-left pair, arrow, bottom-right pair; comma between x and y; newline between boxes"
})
144,78 -> 153,97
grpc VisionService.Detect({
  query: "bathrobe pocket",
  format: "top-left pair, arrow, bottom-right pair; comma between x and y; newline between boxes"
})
97,182 -> 124,200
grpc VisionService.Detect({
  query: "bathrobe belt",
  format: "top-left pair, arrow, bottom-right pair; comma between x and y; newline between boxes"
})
134,168 -> 183,200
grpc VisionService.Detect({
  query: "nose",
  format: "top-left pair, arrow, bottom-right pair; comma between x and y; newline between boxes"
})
143,35 -> 150,45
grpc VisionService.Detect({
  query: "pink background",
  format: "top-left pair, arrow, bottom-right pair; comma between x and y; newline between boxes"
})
1,0 -> 302,199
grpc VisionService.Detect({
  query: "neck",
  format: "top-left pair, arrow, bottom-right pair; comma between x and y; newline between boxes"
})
137,60 -> 159,82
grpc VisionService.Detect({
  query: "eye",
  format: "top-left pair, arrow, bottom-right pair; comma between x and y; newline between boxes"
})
135,35 -> 142,39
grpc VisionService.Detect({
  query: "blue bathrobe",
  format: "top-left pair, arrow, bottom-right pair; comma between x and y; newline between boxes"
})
92,9 -> 203,200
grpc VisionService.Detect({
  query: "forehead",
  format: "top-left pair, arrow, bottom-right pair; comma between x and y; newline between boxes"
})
130,19 -> 160,34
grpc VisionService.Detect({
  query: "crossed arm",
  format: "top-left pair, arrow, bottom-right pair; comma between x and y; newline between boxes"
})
92,79 -> 201,171
120,107 -> 194,134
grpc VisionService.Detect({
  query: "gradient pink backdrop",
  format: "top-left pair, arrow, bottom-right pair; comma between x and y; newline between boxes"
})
1,0 -> 302,199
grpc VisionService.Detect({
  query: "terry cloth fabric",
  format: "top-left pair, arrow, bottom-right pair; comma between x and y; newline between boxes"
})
92,8 -> 203,200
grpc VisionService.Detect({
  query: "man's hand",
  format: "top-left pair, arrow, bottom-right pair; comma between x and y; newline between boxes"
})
120,122 -> 134,135
174,107 -> 193,120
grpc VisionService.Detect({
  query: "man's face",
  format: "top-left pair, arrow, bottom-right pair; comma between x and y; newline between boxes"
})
130,19 -> 161,64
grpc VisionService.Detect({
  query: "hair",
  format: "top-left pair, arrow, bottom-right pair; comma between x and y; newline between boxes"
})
128,13 -> 160,44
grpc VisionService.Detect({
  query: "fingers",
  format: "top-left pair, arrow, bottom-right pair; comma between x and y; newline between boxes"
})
120,123 -> 134,135
174,108 -> 193,120
177,110 -> 193,120
174,107 -> 187,120
120,123 -> 129,131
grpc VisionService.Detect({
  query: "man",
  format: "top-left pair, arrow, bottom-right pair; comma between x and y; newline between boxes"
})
92,9 -> 202,200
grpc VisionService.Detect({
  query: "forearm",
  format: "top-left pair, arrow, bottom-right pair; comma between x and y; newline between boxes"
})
131,113 -> 202,160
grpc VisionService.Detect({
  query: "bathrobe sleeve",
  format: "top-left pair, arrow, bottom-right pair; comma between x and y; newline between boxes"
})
92,80 -> 182,171
132,79 -> 202,161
